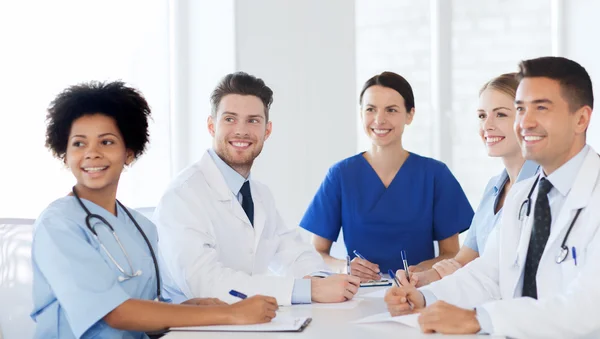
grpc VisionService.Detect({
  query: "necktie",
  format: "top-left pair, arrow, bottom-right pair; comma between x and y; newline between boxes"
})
522,177 -> 553,299
240,181 -> 254,226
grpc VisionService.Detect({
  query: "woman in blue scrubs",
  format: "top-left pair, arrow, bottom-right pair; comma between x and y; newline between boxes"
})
300,72 -> 474,281
31,81 -> 278,339
405,73 -> 539,287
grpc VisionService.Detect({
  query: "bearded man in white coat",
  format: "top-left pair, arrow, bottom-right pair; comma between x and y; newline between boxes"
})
154,72 -> 360,307
386,56 -> 600,339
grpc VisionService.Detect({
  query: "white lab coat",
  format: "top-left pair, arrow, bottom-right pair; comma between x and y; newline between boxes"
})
422,146 -> 600,339
154,151 -> 329,305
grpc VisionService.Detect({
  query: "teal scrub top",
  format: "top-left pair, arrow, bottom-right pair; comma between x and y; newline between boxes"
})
31,197 -> 164,339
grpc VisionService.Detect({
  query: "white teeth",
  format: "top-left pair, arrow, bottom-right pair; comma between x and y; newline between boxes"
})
523,136 -> 543,141
232,142 -> 250,147
372,129 -> 391,135
84,167 -> 107,172
486,137 -> 503,143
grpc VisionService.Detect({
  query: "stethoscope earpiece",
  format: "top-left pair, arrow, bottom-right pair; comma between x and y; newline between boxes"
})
555,246 -> 569,264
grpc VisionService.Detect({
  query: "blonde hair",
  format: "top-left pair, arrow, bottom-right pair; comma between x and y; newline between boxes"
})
479,73 -> 519,98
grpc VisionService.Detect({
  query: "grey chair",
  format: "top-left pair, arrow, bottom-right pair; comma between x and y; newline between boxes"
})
0,219 -> 36,339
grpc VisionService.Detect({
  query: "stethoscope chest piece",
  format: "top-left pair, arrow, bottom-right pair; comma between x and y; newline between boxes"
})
556,246 -> 569,264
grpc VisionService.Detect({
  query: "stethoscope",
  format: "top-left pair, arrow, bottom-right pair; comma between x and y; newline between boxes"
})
72,187 -> 161,300
518,176 -> 583,264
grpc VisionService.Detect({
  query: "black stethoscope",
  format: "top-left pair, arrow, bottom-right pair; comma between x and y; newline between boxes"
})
72,187 -> 161,300
518,176 -> 583,264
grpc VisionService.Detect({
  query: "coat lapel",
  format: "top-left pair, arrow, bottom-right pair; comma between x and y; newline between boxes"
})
544,148 -> 600,251
252,184 -> 267,249
199,151 -> 253,227
509,177 -> 536,291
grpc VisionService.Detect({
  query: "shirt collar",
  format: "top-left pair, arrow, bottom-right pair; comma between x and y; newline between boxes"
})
492,170 -> 509,196
542,145 -> 589,197
493,160 -> 540,195
517,160 -> 540,182
208,148 -> 248,196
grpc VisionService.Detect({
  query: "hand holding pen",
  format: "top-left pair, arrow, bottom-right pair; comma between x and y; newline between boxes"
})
228,290 -> 279,324
385,251 -> 424,316
350,250 -> 382,282
394,250 -> 420,287
389,269 -> 414,310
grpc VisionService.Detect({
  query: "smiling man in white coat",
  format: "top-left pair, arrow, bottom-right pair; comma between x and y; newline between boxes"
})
385,56 -> 600,338
154,72 -> 360,306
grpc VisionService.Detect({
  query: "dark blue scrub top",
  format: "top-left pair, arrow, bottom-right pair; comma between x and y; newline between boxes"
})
300,152 -> 474,272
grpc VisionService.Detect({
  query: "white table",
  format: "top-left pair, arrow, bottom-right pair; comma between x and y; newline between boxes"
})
163,287 -> 505,339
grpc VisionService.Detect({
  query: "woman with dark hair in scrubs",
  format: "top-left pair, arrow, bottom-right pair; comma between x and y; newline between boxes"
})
300,72 -> 474,281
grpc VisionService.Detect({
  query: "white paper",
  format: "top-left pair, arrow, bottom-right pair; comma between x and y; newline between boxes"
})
361,288 -> 389,298
353,312 -> 420,328
284,298 -> 363,310
171,316 -> 310,332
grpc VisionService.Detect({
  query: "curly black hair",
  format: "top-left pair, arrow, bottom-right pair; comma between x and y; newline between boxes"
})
45,81 -> 152,160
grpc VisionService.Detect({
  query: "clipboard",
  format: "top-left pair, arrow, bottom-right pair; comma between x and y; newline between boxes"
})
360,279 -> 392,287
170,317 -> 312,332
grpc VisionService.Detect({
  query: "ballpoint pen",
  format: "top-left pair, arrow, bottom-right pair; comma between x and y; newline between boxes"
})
229,289 -> 286,313
353,250 -> 383,277
388,268 -> 413,309
346,255 -> 352,275
572,246 -> 578,266
229,289 -> 248,300
388,269 -> 400,287
401,250 -> 410,283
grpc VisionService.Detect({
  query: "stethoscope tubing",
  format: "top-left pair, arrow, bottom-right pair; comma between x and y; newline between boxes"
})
518,175 -> 582,264
72,187 -> 161,300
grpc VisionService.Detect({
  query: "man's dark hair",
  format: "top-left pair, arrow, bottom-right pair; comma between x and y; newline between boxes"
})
517,56 -> 594,112
210,72 -> 274,121
45,81 -> 151,160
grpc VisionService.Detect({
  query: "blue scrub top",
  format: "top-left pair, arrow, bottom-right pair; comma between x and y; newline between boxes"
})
300,152 -> 474,272
31,196 -> 163,339
463,160 -> 539,254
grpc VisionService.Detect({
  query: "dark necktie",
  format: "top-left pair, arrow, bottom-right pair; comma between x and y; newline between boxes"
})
240,181 -> 254,226
522,177 -> 553,299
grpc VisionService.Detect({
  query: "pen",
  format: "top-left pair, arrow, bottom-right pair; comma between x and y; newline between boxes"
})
346,255 -> 352,275
388,268 -> 413,309
388,269 -> 400,287
401,250 -> 410,283
572,247 -> 578,266
353,250 -> 383,277
229,289 -> 248,300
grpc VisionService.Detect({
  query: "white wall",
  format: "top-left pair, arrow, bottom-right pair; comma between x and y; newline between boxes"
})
0,0 -> 172,217
234,0 -> 358,230
169,0 -> 236,175
563,0 -> 600,150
